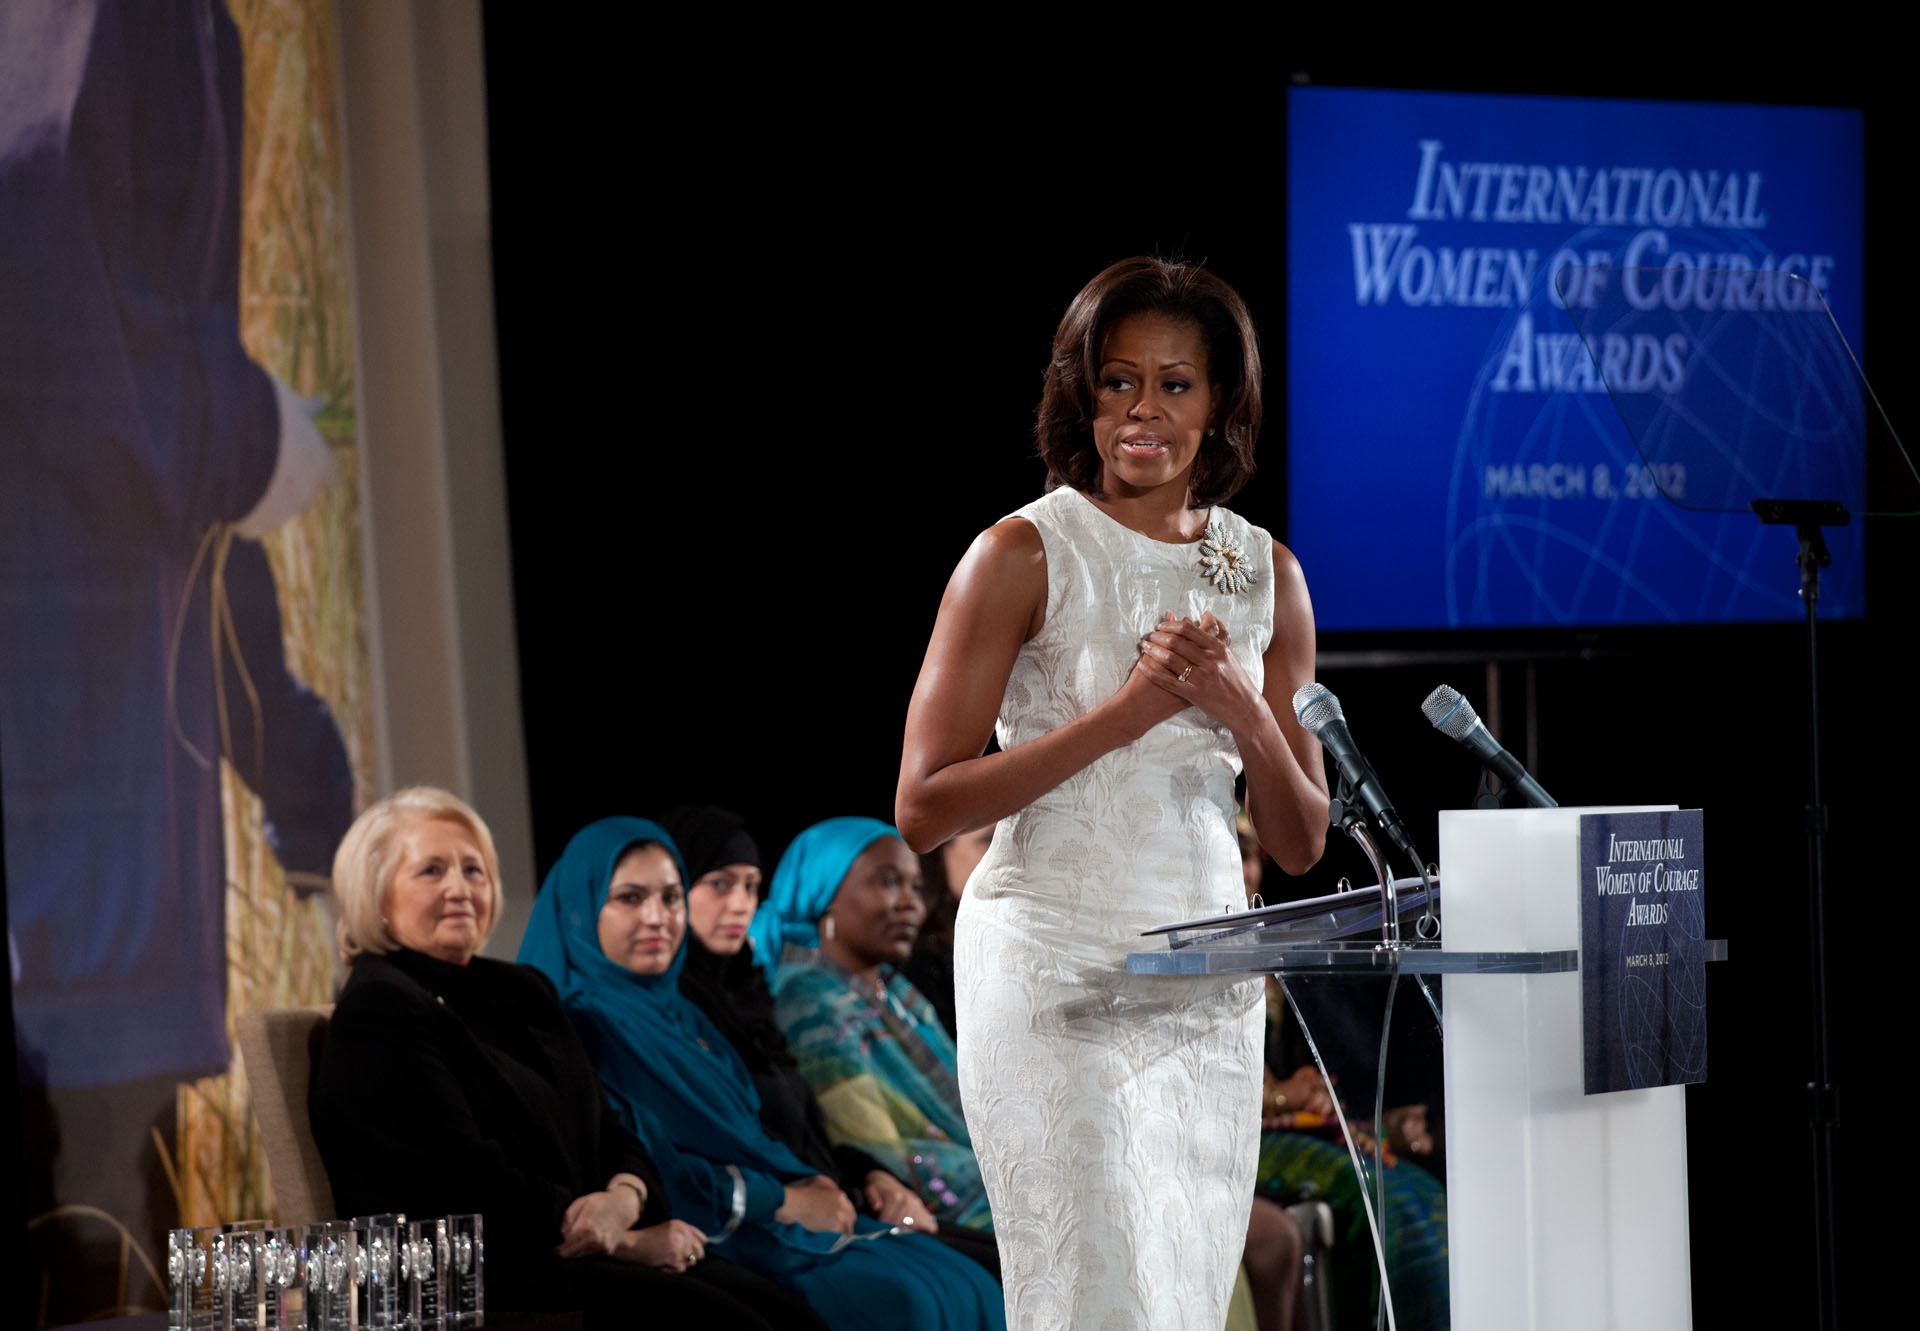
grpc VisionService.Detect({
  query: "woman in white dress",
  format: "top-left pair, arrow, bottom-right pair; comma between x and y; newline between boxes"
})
895,256 -> 1331,1328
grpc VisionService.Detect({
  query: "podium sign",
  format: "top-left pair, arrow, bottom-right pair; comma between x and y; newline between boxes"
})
1579,809 -> 1708,1093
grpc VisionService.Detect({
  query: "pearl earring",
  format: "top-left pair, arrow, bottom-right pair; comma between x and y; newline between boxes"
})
822,916 -> 837,942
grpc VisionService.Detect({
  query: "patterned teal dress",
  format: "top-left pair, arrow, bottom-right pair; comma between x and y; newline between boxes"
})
773,956 -> 993,1234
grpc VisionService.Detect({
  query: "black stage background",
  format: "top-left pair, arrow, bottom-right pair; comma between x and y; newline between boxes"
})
483,30 -> 1907,1326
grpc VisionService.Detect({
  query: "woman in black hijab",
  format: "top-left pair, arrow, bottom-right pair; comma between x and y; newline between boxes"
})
661,805 -> 1000,1279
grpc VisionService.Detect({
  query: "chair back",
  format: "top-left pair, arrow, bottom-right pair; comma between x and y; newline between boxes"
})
236,1006 -> 336,1226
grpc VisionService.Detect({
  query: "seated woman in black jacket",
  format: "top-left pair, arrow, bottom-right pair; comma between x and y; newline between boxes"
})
308,786 -> 825,1331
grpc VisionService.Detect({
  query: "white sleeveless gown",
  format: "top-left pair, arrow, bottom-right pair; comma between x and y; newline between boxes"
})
954,486 -> 1271,1330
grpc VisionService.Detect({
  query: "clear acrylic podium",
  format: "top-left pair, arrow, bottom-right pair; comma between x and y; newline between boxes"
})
1127,806 -> 1724,1330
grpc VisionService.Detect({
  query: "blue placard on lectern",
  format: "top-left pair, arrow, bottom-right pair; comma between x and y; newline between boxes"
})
1578,809 -> 1708,1093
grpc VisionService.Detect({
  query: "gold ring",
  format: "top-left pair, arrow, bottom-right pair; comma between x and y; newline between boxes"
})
1178,665 -> 1194,683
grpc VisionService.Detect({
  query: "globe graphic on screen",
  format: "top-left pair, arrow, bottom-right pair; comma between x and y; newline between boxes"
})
1442,224 -> 1866,627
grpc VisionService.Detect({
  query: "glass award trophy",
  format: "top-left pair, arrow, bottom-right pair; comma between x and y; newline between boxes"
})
350,1214 -> 403,1330
445,1214 -> 483,1326
167,1226 -> 221,1331
258,1228 -> 305,1331
217,1228 -> 267,1331
300,1222 -> 352,1331
401,1217 -> 447,1328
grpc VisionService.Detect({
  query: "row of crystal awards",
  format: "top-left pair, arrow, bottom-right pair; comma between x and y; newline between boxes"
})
169,1213 -> 482,1330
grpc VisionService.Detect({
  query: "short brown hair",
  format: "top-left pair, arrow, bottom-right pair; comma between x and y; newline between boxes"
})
1037,255 -> 1262,508
330,786 -> 501,965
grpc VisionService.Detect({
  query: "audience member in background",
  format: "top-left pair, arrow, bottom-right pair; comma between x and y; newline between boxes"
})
661,805 -> 999,1277
766,817 -> 1316,1328
900,823 -> 996,1039
309,788 -> 822,1331
520,815 -> 1006,1331
1240,1195 -> 1306,1331
753,817 -> 998,1235
1239,814 -> 1450,1330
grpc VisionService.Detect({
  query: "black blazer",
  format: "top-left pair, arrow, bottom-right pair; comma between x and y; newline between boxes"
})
309,948 -> 667,1267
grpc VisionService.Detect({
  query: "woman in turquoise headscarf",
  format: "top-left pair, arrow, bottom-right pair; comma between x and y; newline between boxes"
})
753,817 -> 992,1234
520,815 -> 1004,1331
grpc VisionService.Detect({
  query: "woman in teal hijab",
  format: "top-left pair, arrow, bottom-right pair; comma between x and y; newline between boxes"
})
758,817 -> 993,1233
520,815 -> 1004,1331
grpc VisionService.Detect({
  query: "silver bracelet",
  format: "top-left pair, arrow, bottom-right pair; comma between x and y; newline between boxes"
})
707,1165 -> 747,1243
612,1178 -> 645,1218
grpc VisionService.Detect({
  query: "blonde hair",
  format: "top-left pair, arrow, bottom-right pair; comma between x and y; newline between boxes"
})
331,786 -> 501,964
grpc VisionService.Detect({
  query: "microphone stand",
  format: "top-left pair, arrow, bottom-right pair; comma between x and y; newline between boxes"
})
1322,773 -> 1444,1330
1328,777 -> 1400,947
1321,774 -> 1400,1331
1328,773 -> 1442,949
1751,496 -> 1844,1331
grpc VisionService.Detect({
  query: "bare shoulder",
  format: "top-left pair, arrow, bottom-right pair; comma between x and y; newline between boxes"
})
943,516 -> 1045,636
1269,538 -> 1306,586
969,515 -> 1044,568
1270,539 -> 1313,605
1268,539 -> 1316,651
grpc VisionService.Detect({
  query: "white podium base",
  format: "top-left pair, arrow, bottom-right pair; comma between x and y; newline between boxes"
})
1441,806 -> 1693,1331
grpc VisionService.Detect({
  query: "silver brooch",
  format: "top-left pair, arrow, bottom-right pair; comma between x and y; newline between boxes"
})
1198,521 -> 1253,594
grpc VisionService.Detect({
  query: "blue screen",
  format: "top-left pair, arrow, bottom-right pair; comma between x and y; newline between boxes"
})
1286,86 -> 1865,631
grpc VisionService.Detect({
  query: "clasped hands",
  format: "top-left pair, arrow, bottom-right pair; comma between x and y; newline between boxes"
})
864,1169 -> 938,1233
1261,1064 -> 1336,1131
1260,1065 -> 1395,1163
775,1173 -> 858,1234
1124,610 -> 1256,732
776,1171 -> 937,1236
558,1174 -> 706,1275
557,1175 -> 647,1258
1262,1066 -> 1436,1165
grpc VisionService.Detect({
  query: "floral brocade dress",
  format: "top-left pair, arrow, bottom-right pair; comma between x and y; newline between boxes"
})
953,486 -> 1273,1329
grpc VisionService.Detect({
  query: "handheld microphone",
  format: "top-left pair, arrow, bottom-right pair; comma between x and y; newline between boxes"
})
1291,683 -> 1413,848
1421,684 -> 1557,808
